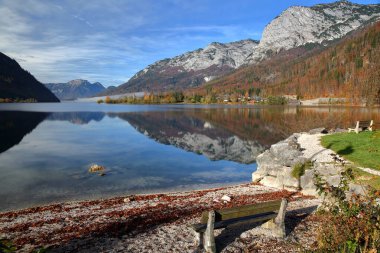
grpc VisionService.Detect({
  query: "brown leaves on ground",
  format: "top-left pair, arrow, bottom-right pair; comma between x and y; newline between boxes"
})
0,183 -> 312,252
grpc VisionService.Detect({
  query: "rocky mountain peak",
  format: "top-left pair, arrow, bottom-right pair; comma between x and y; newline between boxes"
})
92,82 -> 104,87
67,79 -> 91,86
168,38 -> 259,71
255,0 -> 380,57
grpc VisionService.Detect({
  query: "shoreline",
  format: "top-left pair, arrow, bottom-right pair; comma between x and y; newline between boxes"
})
0,181 -> 253,213
0,183 -> 319,252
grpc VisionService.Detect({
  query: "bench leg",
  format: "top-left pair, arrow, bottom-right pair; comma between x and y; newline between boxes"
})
261,198 -> 288,238
355,121 -> 359,134
204,211 -> 216,253
194,231 -> 204,247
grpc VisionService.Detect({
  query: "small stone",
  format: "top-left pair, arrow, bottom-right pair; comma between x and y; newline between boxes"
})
124,195 -> 136,202
332,128 -> 348,133
221,195 -> 231,202
89,164 -> 105,173
308,128 -> 327,134
240,232 -> 249,239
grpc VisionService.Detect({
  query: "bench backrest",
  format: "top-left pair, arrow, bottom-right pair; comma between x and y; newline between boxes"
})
200,199 -> 282,223
357,120 -> 373,128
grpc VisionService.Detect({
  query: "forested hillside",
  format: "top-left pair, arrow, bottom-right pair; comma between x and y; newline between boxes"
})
198,22 -> 380,105
0,53 -> 59,102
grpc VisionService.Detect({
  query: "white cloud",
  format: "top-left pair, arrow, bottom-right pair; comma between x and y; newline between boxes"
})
0,0 -> 156,86
0,6 -> 32,34
0,0 -> 264,87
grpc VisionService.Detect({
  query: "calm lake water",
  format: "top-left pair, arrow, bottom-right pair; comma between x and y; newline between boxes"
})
0,102 -> 379,211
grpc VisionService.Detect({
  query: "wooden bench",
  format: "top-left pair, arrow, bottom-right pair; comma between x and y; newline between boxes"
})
190,199 -> 288,253
348,120 -> 374,134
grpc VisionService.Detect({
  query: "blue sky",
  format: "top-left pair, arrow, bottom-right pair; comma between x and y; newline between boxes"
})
0,0 -> 378,87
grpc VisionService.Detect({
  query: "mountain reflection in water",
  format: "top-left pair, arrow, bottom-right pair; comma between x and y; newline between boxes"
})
0,105 -> 379,210
0,111 -> 50,154
113,112 -> 265,164
47,112 -> 105,125
0,111 -> 265,163
2,107 -> 380,163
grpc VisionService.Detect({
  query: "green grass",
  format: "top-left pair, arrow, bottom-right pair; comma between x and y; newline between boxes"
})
321,131 -> 380,170
351,167 -> 380,190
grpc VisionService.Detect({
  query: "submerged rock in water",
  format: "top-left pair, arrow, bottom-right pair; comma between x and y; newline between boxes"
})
89,164 -> 105,173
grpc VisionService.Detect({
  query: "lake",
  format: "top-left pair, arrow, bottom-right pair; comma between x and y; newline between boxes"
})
0,103 -> 379,211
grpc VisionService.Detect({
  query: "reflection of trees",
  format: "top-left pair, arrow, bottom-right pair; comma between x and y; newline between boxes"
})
0,111 -> 49,154
269,107 -> 380,137
109,107 -> 380,163
188,106 -> 380,145
184,108 -> 283,147
47,112 -> 106,125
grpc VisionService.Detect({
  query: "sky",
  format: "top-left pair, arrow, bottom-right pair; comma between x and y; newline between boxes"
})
0,0 -> 378,87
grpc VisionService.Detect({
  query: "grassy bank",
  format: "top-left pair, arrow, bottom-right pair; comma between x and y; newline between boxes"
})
321,131 -> 380,170
351,167 -> 380,189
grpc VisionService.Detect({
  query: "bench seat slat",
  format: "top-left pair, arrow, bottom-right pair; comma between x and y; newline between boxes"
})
201,200 -> 281,223
192,211 -> 277,233
358,122 -> 371,127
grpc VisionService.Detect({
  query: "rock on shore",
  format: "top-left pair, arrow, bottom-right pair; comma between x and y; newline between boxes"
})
252,129 -> 354,196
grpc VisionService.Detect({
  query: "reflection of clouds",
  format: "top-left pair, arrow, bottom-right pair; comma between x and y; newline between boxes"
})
191,166 -> 253,180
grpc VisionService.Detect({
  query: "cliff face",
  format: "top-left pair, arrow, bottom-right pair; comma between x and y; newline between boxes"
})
255,1 -> 380,57
0,52 -> 60,102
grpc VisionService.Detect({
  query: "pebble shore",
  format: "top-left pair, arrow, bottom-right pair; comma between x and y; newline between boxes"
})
0,183 -> 321,252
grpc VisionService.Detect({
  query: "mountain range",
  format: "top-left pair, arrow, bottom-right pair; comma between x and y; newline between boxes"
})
101,0 -> 380,96
45,80 -> 105,100
0,52 -> 59,102
199,20 -> 380,104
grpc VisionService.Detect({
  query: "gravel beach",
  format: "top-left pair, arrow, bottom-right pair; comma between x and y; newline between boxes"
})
0,183 -> 321,253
